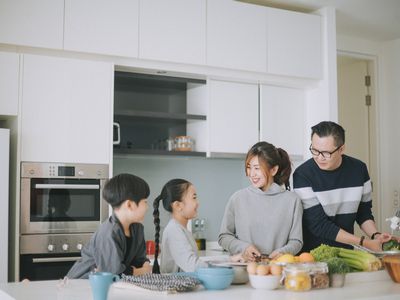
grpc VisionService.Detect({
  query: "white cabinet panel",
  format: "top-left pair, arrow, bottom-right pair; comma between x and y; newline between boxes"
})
209,80 -> 258,154
0,52 -> 19,116
64,0 -> 139,57
260,85 -> 305,157
21,55 -> 113,164
207,0 -> 267,72
0,0 -> 63,49
139,0 -> 206,65
267,8 -> 322,79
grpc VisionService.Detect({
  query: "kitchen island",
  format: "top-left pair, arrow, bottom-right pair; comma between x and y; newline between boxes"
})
1,270 -> 399,300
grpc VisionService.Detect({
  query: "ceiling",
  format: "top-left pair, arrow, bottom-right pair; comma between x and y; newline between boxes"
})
241,0 -> 400,42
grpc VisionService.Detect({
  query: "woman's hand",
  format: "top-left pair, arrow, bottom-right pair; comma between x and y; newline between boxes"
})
374,232 -> 392,243
230,253 -> 245,263
133,261 -> 152,275
269,250 -> 282,260
243,245 -> 260,262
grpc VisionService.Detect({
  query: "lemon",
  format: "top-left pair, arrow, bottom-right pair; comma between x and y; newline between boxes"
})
276,253 -> 296,263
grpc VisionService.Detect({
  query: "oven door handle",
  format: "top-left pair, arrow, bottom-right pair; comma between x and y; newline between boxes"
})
35,184 -> 100,190
32,257 -> 81,263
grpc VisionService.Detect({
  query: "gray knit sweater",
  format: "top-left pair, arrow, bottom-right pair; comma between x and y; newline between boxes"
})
218,183 -> 303,255
160,218 -> 208,273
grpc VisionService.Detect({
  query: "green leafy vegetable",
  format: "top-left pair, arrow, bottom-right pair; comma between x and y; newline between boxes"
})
382,239 -> 400,251
326,257 -> 351,274
310,244 -> 340,261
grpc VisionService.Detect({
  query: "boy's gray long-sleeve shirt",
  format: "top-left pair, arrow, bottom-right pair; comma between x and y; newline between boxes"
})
218,183 -> 303,255
160,218 -> 208,273
66,214 -> 148,279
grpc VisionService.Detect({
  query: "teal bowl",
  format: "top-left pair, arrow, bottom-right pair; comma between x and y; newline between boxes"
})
196,268 -> 234,290
196,267 -> 233,276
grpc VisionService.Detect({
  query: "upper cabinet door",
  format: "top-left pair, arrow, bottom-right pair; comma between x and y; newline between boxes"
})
209,80 -> 259,155
207,0 -> 267,73
266,8 -> 322,79
21,55 -> 113,164
0,52 -> 19,116
64,0 -> 139,57
260,85 -> 305,158
139,0 -> 206,65
0,0 -> 63,49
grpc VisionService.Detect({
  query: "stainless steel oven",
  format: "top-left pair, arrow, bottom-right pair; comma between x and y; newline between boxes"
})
19,162 -> 109,280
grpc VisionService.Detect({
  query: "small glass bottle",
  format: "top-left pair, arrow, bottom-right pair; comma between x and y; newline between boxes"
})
283,264 -> 312,292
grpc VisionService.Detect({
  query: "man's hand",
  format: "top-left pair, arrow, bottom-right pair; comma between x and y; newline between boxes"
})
363,238 -> 384,252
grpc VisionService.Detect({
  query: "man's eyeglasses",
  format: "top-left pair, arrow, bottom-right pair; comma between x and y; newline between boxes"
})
309,144 -> 342,159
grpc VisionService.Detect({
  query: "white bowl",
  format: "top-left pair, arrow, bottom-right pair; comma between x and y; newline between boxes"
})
248,274 -> 280,290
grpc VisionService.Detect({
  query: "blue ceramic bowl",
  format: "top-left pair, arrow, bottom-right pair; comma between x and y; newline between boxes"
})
196,268 -> 234,290
196,267 -> 233,276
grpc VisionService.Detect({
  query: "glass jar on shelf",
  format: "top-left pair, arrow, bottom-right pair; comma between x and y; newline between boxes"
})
174,136 -> 194,151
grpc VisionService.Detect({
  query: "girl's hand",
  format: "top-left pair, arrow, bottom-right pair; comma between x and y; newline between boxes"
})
133,261 -> 152,275
243,245 -> 260,262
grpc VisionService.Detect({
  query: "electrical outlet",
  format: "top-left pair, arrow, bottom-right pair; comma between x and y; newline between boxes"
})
394,190 -> 400,208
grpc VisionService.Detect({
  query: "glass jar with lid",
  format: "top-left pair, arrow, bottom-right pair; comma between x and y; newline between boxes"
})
174,136 -> 194,151
283,264 -> 312,292
308,262 -> 329,289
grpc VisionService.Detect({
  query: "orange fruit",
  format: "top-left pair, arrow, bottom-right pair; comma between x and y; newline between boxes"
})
298,252 -> 315,263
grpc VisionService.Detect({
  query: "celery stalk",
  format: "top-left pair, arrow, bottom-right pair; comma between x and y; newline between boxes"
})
334,247 -> 381,272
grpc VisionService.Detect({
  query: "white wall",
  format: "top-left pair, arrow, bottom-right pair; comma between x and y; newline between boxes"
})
337,34 -> 400,232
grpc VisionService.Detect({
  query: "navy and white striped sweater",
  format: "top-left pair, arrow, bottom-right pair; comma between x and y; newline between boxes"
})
293,155 -> 374,251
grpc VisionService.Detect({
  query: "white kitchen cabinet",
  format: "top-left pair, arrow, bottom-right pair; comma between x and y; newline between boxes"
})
64,0 -> 139,57
260,85 -> 305,158
208,80 -> 259,155
207,0 -> 267,73
0,0 -> 63,49
266,8 -> 322,79
139,0 -> 206,65
0,52 -> 19,116
21,54 -> 113,164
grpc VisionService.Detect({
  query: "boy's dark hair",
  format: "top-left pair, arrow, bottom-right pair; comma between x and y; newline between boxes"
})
245,141 -> 292,190
102,173 -> 150,208
311,121 -> 345,147
152,178 -> 192,274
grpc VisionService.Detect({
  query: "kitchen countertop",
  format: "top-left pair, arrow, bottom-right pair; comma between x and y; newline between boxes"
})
1,270 -> 399,300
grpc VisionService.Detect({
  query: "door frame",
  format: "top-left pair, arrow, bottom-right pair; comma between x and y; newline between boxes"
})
337,50 -> 382,230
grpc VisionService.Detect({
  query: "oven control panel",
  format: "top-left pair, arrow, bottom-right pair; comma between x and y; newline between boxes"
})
20,234 -> 93,255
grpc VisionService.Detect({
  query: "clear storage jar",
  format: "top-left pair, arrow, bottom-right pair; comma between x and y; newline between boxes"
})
283,264 -> 312,292
174,136 -> 194,151
308,262 -> 329,289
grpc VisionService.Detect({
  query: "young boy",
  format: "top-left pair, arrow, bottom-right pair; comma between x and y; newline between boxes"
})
67,173 -> 152,279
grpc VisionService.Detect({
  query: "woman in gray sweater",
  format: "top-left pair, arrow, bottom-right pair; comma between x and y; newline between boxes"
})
218,142 -> 303,261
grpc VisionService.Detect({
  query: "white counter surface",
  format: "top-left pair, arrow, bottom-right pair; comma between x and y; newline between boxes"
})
1,270 -> 399,300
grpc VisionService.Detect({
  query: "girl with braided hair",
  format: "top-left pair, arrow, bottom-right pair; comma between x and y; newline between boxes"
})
152,179 -> 209,273
218,141 -> 303,262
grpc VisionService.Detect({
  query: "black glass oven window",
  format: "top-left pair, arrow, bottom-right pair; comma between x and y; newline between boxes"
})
30,179 -> 101,222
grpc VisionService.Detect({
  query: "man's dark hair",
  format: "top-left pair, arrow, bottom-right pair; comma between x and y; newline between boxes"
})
311,121 -> 345,147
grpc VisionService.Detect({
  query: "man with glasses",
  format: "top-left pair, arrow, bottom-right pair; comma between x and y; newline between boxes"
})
293,121 -> 392,252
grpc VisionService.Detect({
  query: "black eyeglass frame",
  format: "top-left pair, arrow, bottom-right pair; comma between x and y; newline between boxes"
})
309,144 -> 343,159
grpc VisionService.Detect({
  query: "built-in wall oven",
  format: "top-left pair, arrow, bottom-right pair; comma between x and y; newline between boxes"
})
19,162 -> 109,281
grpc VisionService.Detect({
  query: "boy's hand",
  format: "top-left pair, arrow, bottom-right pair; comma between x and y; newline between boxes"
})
132,261 -> 152,276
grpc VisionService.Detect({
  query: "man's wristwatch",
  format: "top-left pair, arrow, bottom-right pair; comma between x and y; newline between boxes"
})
371,232 -> 381,240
